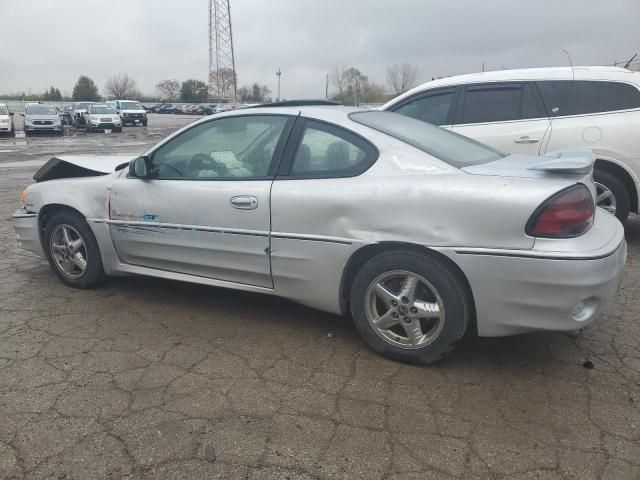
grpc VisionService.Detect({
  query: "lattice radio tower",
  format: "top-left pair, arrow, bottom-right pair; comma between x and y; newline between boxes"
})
208,0 -> 237,100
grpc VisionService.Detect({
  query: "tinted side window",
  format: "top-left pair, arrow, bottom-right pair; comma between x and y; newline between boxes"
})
290,121 -> 376,177
461,83 -> 544,124
537,80 -> 640,116
391,89 -> 455,126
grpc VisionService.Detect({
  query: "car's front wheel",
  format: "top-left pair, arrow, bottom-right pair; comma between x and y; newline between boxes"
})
44,211 -> 106,288
350,251 -> 472,364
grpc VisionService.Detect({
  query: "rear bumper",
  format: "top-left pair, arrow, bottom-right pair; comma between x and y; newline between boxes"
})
13,210 -> 44,257
438,212 -> 627,336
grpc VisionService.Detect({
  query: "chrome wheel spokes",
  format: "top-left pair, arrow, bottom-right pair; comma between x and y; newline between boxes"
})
595,182 -> 616,215
365,270 -> 445,350
50,224 -> 87,278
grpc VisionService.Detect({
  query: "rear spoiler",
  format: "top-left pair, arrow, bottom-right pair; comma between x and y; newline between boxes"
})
528,148 -> 595,174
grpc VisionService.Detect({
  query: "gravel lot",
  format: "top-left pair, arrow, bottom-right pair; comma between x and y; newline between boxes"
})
0,114 -> 639,480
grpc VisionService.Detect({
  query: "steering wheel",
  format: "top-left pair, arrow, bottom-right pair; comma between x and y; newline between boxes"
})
185,153 -> 228,177
157,163 -> 183,177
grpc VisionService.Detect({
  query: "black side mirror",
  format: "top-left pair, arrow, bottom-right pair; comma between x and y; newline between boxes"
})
129,156 -> 152,178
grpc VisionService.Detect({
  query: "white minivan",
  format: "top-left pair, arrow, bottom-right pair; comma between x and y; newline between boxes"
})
383,66 -> 640,222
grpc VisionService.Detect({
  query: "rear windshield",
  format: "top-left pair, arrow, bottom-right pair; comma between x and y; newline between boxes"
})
0,105 -> 8,115
349,111 -> 505,168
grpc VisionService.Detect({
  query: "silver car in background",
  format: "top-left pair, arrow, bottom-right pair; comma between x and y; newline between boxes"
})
84,104 -> 122,133
13,105 -> 626,363
22,103 -> 63,136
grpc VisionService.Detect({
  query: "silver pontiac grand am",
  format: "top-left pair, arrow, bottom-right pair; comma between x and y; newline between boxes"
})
13,103 -> 627,364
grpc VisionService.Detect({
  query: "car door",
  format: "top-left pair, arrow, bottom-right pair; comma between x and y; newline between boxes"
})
451,82 -> 551,155
108,113 -> 293,288
387,87 -> 457,130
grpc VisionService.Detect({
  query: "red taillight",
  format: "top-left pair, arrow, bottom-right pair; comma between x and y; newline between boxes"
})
526,185 -> 594,238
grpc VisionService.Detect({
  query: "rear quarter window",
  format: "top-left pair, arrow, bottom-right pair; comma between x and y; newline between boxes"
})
536,80 -> 640,116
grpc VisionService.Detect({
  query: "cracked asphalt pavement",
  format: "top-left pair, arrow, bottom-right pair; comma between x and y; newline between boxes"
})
1,115 -> 639,480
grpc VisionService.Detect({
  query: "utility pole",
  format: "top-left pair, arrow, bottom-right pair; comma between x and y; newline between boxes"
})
276,68 -> 282,101
325,74 -> 329,99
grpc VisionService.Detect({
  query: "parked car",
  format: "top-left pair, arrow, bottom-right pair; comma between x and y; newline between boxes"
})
193,104 -> 214,115
0,103 -> 15,136
107,100 -> 148,126
383,66 -> 640,222
157,104 -> 177,114
71,102 -> 93,127
149,103 -> 171,113
22,103 -> 63,136
13,105 -> 626,364
60,106 -> 74,126
84,104 -> 122,133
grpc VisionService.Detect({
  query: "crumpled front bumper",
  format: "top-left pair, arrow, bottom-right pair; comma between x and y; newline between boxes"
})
13,209 -> 44,257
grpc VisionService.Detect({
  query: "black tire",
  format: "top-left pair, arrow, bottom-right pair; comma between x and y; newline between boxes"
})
593,169 -> 630,223
115,127 -> 122,133
43,211 -> 106,288
350,250 -> 472,364
142,120 -> 148,127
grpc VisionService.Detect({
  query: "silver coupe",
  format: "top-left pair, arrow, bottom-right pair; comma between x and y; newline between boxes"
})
13,103 -> 627,363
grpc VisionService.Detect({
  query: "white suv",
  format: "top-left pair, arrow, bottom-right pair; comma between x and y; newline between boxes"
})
383,66 -> 640,222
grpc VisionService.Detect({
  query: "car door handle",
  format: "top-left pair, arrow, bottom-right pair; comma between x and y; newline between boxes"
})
514,136 -> 539,144
230,195 -> 258,210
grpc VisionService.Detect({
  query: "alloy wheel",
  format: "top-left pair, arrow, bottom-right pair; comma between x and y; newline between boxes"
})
364,270 -> 445,350
595,182 -> 617,215
49,224 -> 88,278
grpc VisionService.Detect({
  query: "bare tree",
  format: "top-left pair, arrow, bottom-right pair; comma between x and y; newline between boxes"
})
105,74 -> 138,99
330,66 -> 348,97
386,63 -> 420,95
155,79 -> 181,101
209,68 -> 237,100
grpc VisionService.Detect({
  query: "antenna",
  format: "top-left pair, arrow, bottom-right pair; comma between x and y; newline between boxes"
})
624,53 -> 638,69
562,48 -> 575,81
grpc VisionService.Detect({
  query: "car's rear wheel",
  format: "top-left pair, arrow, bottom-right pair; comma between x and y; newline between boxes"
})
593,169 -> 630,223
350,251 -> 472,364
44,211 -> 105,288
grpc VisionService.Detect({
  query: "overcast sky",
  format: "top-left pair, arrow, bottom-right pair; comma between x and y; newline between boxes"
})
1,0 -> 638,99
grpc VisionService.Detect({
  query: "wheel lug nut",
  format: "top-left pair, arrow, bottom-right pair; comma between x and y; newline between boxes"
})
410,307 -> 418,314
390,300 -> 398,307
401,296 -> 409,304
391,312 -> 399,319
403,317 -> 411,324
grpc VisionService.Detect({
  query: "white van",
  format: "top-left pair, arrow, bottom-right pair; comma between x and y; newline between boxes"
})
383,66 -> 640,222
107,100 -> 148,127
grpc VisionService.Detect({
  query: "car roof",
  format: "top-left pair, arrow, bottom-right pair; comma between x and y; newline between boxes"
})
386,66 -> 640,106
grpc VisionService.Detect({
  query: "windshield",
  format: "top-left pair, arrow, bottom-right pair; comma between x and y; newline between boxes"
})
349,111 -> 505,168
26,105 -> 58,115
75,103 -> 92,109
120,101 -> 143,110
0,106 -> 8,115
90,106 -> 115,114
